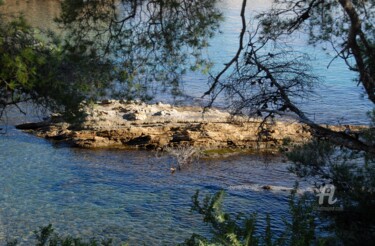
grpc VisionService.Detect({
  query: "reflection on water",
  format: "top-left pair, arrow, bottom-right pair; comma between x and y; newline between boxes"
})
0,127 -> 300,245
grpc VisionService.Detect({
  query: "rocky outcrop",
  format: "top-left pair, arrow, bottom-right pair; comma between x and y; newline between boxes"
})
16,100 -> 363,152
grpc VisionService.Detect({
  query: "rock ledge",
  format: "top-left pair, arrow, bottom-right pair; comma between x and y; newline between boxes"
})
16,101 -> 358,151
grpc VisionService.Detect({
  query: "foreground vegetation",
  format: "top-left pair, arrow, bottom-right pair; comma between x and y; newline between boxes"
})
3,186 -> 320,246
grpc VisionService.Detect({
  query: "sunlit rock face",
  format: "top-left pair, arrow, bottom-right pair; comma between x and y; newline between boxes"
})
15,100 -> 313,151
16,100 -> 369,153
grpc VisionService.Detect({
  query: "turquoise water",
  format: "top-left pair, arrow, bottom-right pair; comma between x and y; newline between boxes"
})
0,127 -> 297,245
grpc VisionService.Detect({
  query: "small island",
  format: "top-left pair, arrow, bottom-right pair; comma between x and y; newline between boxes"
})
16,100 -> 364,154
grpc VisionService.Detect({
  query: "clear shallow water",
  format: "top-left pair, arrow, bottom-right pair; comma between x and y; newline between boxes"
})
0,127 -> 300,245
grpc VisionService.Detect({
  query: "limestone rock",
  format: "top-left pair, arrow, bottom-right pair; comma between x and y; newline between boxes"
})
15,101 -> 366,152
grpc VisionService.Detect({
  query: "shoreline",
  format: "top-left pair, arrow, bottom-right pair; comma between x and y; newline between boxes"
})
15,100 -> 366,156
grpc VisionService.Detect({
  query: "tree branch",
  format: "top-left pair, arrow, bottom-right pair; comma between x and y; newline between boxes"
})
202,0 -> 247,98
336,0 -> 374,103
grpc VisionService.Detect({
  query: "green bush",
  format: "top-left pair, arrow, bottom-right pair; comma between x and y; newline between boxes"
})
181,186 -> 321,246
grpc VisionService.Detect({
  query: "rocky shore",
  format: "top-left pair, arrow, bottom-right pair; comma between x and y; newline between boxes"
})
15,100 -> 360,153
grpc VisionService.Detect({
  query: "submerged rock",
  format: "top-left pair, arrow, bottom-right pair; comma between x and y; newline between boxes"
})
262,185 -> 272,190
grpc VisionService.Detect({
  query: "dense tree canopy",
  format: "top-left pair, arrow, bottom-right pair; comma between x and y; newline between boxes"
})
0,6 -> 115,120
0,15 -> 96,120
